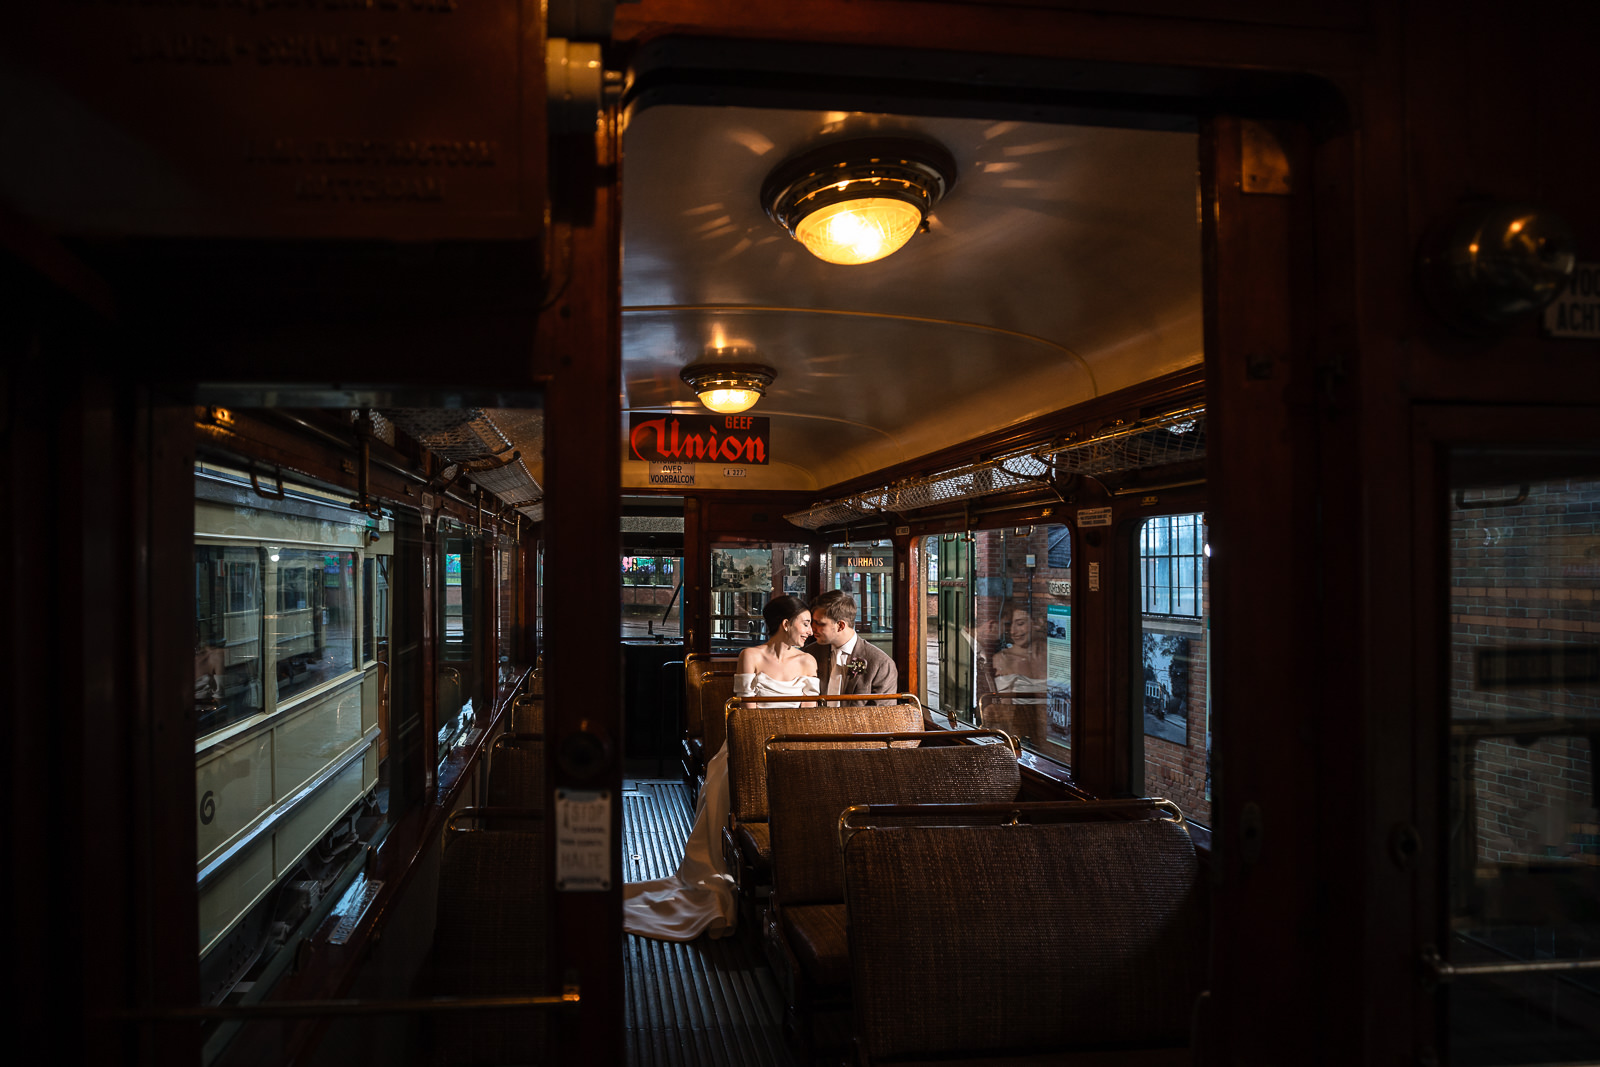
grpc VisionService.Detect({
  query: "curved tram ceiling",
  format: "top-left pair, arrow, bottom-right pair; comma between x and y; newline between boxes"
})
621,105 -> 1204,493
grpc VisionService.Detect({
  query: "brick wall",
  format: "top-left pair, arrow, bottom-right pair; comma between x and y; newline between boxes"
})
1143,633 -> 1210,827
1451,480 -> 1599,868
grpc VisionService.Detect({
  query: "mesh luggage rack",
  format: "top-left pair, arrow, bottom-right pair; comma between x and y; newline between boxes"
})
785,407 -> 1204,531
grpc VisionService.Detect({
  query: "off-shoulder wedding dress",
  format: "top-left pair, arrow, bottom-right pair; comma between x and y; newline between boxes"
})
622,671 -> 820,941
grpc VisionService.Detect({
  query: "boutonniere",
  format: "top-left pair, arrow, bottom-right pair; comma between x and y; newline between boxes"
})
846,658 -> 867,677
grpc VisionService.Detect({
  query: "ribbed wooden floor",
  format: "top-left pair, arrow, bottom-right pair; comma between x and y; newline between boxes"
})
623,780 -> 803,1067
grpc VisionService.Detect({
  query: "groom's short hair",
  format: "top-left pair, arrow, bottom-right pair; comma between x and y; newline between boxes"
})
811,588 -> 856,626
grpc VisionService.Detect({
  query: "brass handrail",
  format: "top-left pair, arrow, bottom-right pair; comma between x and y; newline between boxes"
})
764,729 -> 1015,754
1421,945 -> 1600,982
490,731 -> 545,754
727,691 -> 923,716
839,797 -> 1186,851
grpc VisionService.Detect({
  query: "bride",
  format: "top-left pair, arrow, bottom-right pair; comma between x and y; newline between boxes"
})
623,595 -> 819,941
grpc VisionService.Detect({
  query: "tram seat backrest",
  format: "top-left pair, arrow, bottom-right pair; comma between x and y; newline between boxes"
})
764,741 -> 1021,1030
767,743 -> 1020,906
843,815 -> 1204,1065
511,694 -> 543,734
698,665 -> 738,755
725,704 -> 925,826
720,703 -> 924,899
682,655 -> 737,757
486,735 -> 543,829
431,829 -> 546,1065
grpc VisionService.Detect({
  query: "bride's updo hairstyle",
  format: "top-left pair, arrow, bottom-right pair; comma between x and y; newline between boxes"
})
762,594 -> 810,642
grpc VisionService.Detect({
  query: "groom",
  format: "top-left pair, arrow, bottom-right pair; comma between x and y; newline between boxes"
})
809,588 -> 898,699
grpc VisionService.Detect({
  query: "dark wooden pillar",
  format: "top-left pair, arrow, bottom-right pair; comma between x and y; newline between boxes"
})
539,111 -> 623,1066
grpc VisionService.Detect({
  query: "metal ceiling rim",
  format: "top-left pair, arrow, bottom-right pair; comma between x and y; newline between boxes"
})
622,302 -> 1098,391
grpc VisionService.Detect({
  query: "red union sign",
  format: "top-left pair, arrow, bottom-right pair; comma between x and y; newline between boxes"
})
629,414 -> 770,465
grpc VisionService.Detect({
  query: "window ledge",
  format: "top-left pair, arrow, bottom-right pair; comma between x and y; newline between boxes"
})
923,709 -> 1210,852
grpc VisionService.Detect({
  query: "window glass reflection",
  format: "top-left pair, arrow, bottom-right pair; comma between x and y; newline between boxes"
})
273,548 -> 357,704
1137,513 -> 1210,827
195,545 -> 264,736
923,528 -> 1071,768
1446,470 -> 1600,1063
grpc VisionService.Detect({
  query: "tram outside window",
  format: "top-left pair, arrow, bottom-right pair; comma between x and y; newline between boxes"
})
709,542 -> 808,644
273,548 -> 357,705
1135,513 -> 1211,827
362,554 -> 390,667
192,462 -> 398,1034
622,554 -> 682,638
923,527 -> 1073,767
1444,466 -> 1600,1061
827,540 -> 894,660
437,527 -> 481,758
195,546 -> 264,736
496,543 -> 519,672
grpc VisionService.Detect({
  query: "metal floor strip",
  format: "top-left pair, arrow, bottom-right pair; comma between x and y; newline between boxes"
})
623,779 -> 803,1067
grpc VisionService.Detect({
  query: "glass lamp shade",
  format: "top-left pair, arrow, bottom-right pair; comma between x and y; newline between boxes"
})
698,387 -> 762,414
793,197 -> 924,265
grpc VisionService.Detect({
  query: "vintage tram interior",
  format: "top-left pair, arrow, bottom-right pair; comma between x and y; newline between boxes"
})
5,2 -> 1600,1066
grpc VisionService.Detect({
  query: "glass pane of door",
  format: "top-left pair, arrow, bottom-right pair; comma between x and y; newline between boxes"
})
1444,461 -> 1600,1064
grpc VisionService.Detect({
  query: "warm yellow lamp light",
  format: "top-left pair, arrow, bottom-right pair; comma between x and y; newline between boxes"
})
763,138 -> 955,266
793,197 -> 926,266
680,362 -> 775,414
700,387 -> 762,414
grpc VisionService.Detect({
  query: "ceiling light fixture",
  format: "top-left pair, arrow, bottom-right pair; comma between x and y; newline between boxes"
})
761,137 -> 956,266
679,361 -> 776,415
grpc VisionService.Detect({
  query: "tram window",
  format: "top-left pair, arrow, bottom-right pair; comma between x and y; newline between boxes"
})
622,555 -> 681,638
828,540 -> 894,659
364,554 -> 392,666
437,530 -> 480,756
925,528 -> 1072,767
497,544 -> 519,667
195,545 -> 265,736
273,548 -> 358,705
1444,467 -> 1600,1060
1136,514 -> 1210,827
709,541 -> 808,644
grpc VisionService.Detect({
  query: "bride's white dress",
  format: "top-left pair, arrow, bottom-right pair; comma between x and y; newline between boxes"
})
622,670 -> 820,941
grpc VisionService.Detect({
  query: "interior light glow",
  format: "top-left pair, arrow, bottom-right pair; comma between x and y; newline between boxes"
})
699,387 -> 761,414
762,138 -> 955,267
680,360 -> 775,415
793,198 -> 923,265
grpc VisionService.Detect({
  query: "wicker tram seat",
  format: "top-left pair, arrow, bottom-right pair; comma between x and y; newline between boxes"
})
485,733 -> 544,831
765,735 -> 1021,1053
721,694 -> 925,899
842,800 -> 1205,1066
510,691 -> 543,734
431,814 -> 546,1065
681,654 -> 737,779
